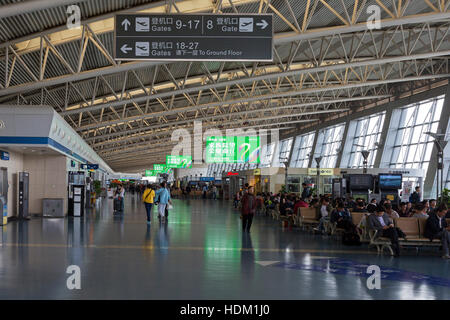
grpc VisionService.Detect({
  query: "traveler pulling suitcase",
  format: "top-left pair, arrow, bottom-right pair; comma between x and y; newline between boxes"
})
113,197 -> 123,214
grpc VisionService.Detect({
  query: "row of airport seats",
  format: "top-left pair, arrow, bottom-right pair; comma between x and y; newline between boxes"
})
266,205 -> 450,256
171,189 -> 220,199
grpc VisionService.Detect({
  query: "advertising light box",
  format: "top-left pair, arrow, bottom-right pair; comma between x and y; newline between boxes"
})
206,136 -> 260,164
166,155 -> 192,168
153,164 -> 171,173
145,170 -> 157,176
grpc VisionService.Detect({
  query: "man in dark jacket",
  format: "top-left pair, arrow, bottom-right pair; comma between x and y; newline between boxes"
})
425,204 -> 450,259
301,183 -> 311,200
330,202 -> 354,232
368,205 -> 405,257
409,186 -> 421,204
241,186 -> 257,232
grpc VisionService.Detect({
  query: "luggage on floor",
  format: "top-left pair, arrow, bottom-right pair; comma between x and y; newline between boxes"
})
113,198 -> 122,213
342,231 -> 361,246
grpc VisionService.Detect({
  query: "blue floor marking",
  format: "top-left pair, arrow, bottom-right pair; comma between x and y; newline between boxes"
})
271,258 -> 450,288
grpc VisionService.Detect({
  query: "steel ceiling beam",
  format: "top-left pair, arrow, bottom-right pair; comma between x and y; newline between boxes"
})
76,73 -> 449,132
1,11 -> 449,97
84,95 -> 387,143
93,111 -> 323,153
60,50 -> 450,117
0,0 -> 90,19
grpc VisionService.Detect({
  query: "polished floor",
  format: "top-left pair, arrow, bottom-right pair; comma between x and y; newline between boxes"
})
0,195 -> 449,300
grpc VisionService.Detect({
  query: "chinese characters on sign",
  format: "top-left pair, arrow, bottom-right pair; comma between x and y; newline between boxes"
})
153,164 -> 171,173
115,14 -> 273,61
166,155 -> 193,168
206,136 -> 260,164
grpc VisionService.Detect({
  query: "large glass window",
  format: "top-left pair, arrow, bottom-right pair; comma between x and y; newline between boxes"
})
388,95 -> 444,173
346,112 -> 385,168
273,138 -> 293,167
314,123 -> 346,168
260,143 -> 275,168
290,132 -> 315,168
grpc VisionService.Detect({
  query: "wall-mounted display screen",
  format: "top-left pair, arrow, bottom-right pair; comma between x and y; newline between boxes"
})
378,174 -> 402,189
348,174 -> 374,190
166,155 -> 192,168
206,136 -> 260,163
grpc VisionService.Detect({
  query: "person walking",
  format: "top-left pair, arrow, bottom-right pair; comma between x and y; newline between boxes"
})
114,184 -> 125,213
241,186 -> 257,233
142,184 -> 155,225
202,184 -> 208,199
164,183 -> 172,221
212,185 -> 217,200
155,182 -> 171,223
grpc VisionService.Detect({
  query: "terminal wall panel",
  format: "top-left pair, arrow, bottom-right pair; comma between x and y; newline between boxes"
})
0,150 -> 24,217
23,154 -> 68,215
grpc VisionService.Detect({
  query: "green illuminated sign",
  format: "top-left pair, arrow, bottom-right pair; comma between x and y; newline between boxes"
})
145,170 -> 157,176
206,136 -> 260,164
166,155 -> 193,168
153,164 -> 172,173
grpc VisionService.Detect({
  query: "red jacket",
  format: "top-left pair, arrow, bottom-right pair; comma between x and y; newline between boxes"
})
241,193 -> 257,215
293,200 -> 309,215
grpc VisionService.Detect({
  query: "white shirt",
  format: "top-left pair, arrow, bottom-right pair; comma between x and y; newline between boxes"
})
320,205 -> 328,218
378,216 -> 386,227
439,216 -> 443,229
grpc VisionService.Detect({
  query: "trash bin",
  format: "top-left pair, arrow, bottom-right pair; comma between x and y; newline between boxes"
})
43,198 -> 65,218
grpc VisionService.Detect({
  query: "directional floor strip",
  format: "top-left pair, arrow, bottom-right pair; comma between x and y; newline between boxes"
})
0,242 -> 378,255
255,258 -> 450,288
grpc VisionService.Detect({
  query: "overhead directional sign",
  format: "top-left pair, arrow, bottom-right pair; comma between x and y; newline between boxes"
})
114,13 -> 273,61
81,164 -> 99,170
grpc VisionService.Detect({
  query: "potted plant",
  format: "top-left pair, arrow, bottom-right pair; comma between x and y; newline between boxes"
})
93,180 -> 102,201
440,188 -> 450,206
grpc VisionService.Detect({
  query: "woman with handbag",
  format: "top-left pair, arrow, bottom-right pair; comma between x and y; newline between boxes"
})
142,184 -> 155,225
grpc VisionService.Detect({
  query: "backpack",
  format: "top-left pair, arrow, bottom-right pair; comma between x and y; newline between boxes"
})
342,231 -> 362,246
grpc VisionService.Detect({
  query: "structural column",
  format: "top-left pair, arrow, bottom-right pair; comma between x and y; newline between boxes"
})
373,106 -> 394,168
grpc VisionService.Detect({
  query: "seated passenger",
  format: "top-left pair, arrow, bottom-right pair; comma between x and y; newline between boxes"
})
293,197 -> 309,215
429,199 -> 437,214
309,198 -> 319,208
284,196 -> 295,216
398,202 -> 410,217
367,198 -> 378,213
330,201 -> 357,233
422,200 -> 430,213
425,204 -> 450,259
406,202 -> 413,215
384,203 -> 400,219
347,197 -> 357,210
313,197 -> 332,233
412,204 -> 429,219
353,200 -> 368,213
368,205 -> 406,257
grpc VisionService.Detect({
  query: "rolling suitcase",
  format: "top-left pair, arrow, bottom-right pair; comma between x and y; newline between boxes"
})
113,197 -> 122,213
